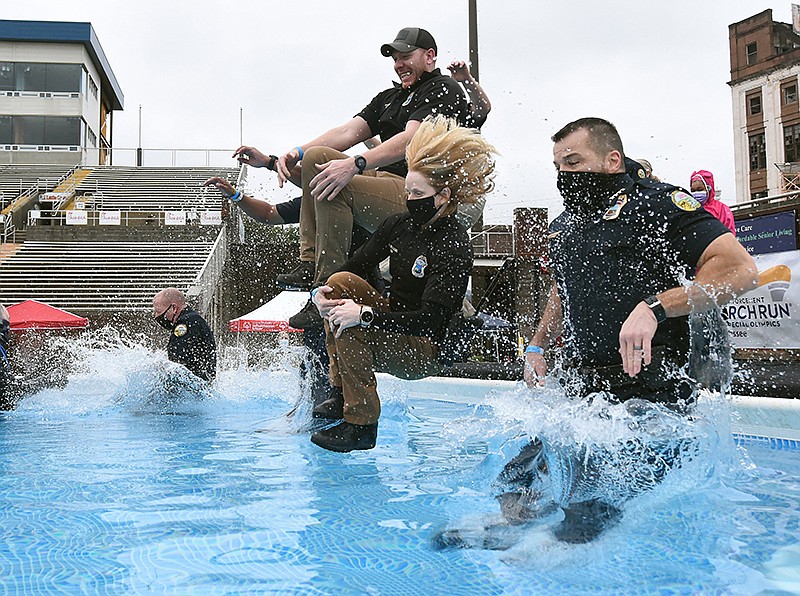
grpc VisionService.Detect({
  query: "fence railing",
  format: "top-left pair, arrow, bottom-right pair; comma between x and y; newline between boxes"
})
27,208 -> 224,228
469,225 -> 513,257
188,228 -> 227,323
2,145 -> 239,168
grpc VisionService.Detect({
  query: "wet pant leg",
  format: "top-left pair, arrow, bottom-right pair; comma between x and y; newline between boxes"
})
324,272 -> 441,425
299,147 -> 406,285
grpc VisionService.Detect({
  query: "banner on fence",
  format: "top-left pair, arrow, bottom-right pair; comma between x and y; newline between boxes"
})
723,249 -> 800,349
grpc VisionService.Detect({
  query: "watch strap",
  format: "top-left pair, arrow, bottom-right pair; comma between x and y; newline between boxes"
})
644,295 -> 667,324
359,305 -> 374,327
354,155 -> 367,175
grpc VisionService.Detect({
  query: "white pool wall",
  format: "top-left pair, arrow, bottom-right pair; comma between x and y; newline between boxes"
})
376,374 -> 800,442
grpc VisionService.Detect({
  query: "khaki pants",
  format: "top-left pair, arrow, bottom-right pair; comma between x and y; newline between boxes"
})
300,146 -> 406,285
324,272 -> 442,425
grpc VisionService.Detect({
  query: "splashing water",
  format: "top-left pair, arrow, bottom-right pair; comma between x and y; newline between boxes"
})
12,327 -> 308,418
436,287 -> 751,550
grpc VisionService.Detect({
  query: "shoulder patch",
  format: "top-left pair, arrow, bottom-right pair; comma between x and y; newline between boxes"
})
671,190 -> 702,212
174,324 -> 188,337
602,194 -> 628,220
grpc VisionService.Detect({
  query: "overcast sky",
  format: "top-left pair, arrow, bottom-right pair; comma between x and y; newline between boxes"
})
4,1 -> 793,223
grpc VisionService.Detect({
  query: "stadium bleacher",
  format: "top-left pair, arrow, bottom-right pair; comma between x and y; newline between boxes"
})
74,166 -> 236,212
0,164 -> 242,320
0,164 -> 75,209
0,240 -> 215,311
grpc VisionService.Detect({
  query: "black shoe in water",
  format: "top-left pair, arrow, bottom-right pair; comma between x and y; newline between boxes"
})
312,386 -> 344,419
288,299 -> 323,330
277,262 -> 315,291
553,499 -> 622,544
311,420 -> 378,452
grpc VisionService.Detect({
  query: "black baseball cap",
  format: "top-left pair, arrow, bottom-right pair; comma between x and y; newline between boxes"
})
380,27 -> 437,57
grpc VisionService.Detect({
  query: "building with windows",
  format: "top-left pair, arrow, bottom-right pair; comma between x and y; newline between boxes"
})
0,20 -> 123,166
729,7 -> 800,201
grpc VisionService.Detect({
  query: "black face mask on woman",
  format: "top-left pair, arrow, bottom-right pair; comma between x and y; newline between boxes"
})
407,194 -> 441,227
154,305 -> 175,330
557,171 -> 628,215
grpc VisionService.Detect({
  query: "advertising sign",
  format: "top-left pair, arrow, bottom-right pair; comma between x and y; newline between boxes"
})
99,211 -> 121,226
722,249 -> 800,348
165,211 -> 186,226
200,211 -> 222,225
735,212 -> 796,255
65,210 -> 87,225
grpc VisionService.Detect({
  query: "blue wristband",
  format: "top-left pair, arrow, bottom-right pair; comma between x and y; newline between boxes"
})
525,345 -> 543,355
229,190 -> 242,203
310,287 -> 319,298
294,146 -> 304,161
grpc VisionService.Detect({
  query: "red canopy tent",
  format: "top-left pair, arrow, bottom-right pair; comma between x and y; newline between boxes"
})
7,300 -> 89,331
228,291 -> 308,333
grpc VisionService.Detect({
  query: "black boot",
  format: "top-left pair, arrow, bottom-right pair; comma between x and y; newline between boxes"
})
312,386 -> 344,419
311,420 -> 378,452
277,262 -> 315,291
288,299 -> 323,330
553,499 -> 622,544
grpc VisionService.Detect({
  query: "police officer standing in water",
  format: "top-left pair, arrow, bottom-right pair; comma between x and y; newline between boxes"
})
486,118 -> 759,546
153,288 -> 217,382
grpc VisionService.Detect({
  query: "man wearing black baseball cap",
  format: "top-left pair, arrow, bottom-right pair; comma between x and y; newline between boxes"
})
232,27 -> 473,330
380,27 -> 437,57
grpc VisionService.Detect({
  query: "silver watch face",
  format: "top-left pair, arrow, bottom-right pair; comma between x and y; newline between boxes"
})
361,308 -> 374,325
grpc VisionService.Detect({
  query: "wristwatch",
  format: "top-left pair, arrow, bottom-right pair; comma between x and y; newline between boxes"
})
354,155 -> 367,175
643,295 -> 667,324
359,305 -> 375,327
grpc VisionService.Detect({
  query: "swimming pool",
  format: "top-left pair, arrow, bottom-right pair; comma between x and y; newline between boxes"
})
0,337 -> 798,594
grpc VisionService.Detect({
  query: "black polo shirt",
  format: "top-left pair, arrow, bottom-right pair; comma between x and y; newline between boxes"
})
340,212 -> 473,338
549,176 -> 730,368
356,69 -> 469,177
167,308 -> 217,382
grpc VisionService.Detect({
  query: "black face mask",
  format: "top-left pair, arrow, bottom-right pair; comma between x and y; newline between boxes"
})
557,171 -> 628,215
407,194 -> 441,227
154,305 -> 174,330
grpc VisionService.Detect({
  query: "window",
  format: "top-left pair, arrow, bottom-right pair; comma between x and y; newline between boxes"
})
45,64 -> 82,93
44,117 -> 81,146
749,132 -> 766,170
783,82 -> 798,106
88,76 -> 98,99
785,124 -> 800,162
746,42 -> 758,65
16,63 -> 46,92
4,62 -> 83,93
748,94 -> 762,115
0,116 -> 82,146
0,116 -> 11,144
0,63 -> 13,92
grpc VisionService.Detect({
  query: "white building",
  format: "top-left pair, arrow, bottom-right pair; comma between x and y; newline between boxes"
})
0,20 -> 124,166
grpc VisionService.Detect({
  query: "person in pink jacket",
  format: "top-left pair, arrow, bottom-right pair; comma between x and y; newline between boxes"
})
690,170 -> 736,234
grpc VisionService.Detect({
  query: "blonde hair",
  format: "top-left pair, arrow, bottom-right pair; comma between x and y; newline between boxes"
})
405,115 -> 497,218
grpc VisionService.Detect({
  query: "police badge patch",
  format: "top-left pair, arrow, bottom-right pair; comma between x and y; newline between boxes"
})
602,194 -> 628,220
412,255 -> 428,278
401,92 -> 415,107
174,324 -> 188,337
671,190 -> 702,211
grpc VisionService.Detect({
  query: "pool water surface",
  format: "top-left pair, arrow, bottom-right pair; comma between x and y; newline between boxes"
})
0,343 -> 798,595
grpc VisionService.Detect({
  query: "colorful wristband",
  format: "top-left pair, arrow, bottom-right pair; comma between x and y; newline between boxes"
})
294,146 -> 304,161
229,190 -> 242,203
525,345 -> 544,355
